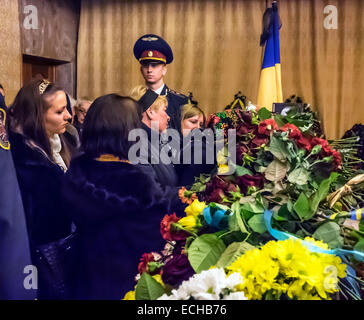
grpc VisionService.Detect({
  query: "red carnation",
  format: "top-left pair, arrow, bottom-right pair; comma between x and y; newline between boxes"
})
332,150 -> 342,168
296,135 -> 312,152
311,137 -> 341,169
258,119 -> 279,136
281,123 -> 301,139
160,213 -> 189,241
138,253 -> 155,274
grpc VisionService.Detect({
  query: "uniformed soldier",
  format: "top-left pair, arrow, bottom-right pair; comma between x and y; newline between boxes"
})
133,34 -> 188,133
0,107 -> 36,299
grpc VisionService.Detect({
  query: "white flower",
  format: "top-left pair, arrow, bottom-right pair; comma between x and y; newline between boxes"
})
158,268 -> 246,300
223,292 -> 248,300
246,101 -> 257,111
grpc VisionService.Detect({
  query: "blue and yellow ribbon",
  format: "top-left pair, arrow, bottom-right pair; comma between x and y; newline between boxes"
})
264,210 -> 364,262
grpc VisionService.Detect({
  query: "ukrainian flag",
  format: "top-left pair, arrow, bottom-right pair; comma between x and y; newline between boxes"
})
257,1 -> 283,111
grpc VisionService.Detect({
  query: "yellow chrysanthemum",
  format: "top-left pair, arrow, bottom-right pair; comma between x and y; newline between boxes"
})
303,237 -> 329,250
122,290 -> 135,300
184,199 -> 206,217
226,238 -> 347,300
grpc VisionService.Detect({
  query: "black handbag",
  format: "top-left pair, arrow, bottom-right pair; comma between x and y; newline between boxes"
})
33,232 -> 78,300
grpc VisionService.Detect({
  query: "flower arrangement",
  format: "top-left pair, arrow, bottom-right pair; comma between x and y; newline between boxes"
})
125,100 -> 364,300
227,238 -> 347,300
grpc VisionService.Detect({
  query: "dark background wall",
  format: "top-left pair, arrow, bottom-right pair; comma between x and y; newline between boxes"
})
18,0 -> 81,97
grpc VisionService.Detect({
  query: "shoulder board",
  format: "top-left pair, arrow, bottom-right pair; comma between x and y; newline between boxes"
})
168,89 -> 188,99
0,108 -> 10,150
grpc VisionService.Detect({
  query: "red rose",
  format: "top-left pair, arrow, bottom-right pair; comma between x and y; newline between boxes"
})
236,143 -> 250,165
250,135 -> 269,148
204,177 -> 237,203
160,213 -> 189,241
236,174 -> 265,195
258,119 -> 279,136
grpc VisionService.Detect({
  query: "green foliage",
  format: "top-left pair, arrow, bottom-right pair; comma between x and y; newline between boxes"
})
312,222 -> 344,249
265,159 -> 289,182
293,192 -> 311,221
258,107 -> 272,121
216,241 -> 256,268
248,214 -> 267,234
188,234 -> 226,273
135,273 -> 165,300
288,167 -> 309,186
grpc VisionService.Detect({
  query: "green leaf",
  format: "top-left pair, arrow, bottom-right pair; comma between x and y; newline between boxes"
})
273,114 -> 286,127
216,241 -> 256,268
312,222 -> 344,249
288,167 -> 309,186
188,234 -> 226,273
359,220 -> 364,233
241,201 -> 265,214
265,159 -> 289,182
248,214 -> 267,234
232,201 -> 250,234
258,107 -> 272,121
235,165 -> 253,177
294,192 -> 312,221
268,136 -> 288,162
354,238 -> 364,253
310,172 -> 338,214
273,204 -> 290,221
135,273 -> 165,300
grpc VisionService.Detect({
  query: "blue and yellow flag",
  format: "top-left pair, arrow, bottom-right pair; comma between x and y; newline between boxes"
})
257,1 -> 283,111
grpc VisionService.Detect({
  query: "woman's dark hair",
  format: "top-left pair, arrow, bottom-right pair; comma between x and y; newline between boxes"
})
8,79 -> 65,158
81,94 -> 142,159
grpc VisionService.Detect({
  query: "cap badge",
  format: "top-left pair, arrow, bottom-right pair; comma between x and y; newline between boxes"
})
142,36 -> 158,42
148,51 -> 153,57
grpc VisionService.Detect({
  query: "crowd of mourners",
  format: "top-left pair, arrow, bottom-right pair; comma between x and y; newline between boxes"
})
0,34 -> 218,300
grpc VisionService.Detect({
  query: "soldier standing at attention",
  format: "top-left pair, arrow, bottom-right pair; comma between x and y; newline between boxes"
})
133,34 -> 188,133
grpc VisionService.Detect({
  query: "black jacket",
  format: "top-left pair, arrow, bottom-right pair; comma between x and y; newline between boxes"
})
8,130 -> 72,248
175,129 -> 217,187
140,123 -> 178,187
161,85 -> 188,133
62,154 -> 184,299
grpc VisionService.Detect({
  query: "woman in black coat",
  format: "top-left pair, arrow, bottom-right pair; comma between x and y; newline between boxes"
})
7,80 -> 76,299
62,94 -> 183,299
175,103 -> 216,187
7,80 -> 74,251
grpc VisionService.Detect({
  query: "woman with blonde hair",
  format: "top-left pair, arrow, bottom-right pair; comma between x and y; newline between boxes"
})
175,98 -> 216,186
180,103 -> 206,136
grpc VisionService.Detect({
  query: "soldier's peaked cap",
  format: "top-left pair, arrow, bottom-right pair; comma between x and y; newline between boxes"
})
133,34 -> 173,64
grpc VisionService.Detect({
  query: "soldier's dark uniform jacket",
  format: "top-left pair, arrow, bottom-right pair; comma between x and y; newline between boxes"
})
160,84 -> 188,133
0,108 -> 35,299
